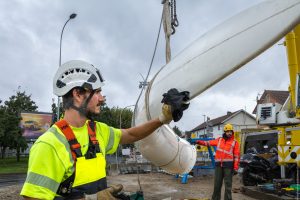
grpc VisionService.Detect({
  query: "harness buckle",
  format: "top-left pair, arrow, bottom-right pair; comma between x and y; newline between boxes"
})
73,148 -> 82,158
85,143 -> 98,159
57,173 -> 75,196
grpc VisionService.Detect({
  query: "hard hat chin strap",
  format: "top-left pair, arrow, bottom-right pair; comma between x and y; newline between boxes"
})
70,90 -> 95,118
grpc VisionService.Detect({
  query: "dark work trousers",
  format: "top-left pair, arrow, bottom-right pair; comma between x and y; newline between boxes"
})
212,166 -> 233,200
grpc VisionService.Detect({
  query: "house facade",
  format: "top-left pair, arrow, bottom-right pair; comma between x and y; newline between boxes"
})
189,109 -> 257,139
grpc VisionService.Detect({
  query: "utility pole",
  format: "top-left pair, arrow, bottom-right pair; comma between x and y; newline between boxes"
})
56,13 -> 77,121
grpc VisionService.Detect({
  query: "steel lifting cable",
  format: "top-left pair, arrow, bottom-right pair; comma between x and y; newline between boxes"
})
133,0 -> 179,122
132,0 -> 180,192
133,9 -> 164,125
142,0 -> 184,175
132,6 -> 164,194
145,0 -> 180,120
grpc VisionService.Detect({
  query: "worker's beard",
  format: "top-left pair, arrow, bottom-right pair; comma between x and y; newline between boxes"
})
222,132 -> 232,140
85,103 -> 102,120
86,111 -> 95,120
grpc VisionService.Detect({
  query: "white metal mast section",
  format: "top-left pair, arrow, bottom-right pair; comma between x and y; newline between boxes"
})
134,0 -> 300,174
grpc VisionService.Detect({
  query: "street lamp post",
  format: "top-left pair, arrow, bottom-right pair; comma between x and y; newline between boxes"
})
202,114 -> 206,136
116,104 -> 135,172
56,13 -> 77,122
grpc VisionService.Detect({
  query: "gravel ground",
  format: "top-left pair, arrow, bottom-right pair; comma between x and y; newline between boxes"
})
107,173 -> 256,200
0,173 -> 255,200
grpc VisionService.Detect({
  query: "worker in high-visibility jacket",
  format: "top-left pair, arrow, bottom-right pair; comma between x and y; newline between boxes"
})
197,123 -> 240,200
20,60 -> 189,200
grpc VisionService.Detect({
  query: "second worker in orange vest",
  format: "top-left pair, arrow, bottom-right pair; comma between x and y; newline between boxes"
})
197,123 -> 240,200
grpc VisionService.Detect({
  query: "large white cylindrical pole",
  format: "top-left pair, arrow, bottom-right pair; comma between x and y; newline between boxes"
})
134,0 -> 300,174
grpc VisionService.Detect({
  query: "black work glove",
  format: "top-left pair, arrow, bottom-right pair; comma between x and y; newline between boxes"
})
161,88 -> 190,122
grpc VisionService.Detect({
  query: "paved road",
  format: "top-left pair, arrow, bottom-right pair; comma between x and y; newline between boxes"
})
0,174 -> 26,188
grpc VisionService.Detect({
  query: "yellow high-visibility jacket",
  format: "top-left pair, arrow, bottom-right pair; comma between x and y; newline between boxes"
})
20,120 -> 122,199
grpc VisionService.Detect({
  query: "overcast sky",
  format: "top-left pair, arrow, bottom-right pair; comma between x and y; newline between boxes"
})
0,0 -> 290,131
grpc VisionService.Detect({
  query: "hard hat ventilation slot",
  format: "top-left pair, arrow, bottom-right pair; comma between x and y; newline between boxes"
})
87,74 -> 97,83
56,80 -> 66,88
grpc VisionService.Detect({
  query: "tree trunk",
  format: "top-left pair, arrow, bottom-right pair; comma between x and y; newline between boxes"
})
1,146 -> 6,159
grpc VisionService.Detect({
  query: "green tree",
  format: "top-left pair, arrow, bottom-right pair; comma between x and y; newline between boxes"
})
5,91 -> 37,115
0,91 -> 38,161
51,100 -> 57,123
94,103 -> 114,125
93,105 -> 134,149
93,105 -> 133,129
51,98 -> 63,123
119,108 -> 133,129
0,102 -> 22,159
0,104 -> 8,158
118,107 -> 134,149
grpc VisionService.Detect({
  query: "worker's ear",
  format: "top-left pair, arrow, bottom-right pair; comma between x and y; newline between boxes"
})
72,88 -> 85,104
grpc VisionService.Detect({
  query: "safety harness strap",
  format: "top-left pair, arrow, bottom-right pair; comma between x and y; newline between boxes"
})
55,120 -> 82,160
55,120 -> 82,197
87,120 -> 99,146
85,120 -> 101,159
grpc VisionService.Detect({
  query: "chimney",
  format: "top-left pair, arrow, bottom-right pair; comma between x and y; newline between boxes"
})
227,111 -> 232,115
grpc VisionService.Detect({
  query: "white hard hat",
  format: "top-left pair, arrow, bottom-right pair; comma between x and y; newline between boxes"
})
53,60 -> 105,96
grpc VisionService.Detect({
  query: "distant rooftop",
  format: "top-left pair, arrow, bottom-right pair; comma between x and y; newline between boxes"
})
252,90 -> 289,114
189,109 -> 254,132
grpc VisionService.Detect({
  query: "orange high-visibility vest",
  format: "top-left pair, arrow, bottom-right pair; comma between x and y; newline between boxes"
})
198,136 -> 240,170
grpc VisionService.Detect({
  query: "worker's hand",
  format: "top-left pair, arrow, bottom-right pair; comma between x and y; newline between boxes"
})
197,140 -> 206,146
160,88 -> 190,122
233,170 -> 238,176
159,104 -> 173,124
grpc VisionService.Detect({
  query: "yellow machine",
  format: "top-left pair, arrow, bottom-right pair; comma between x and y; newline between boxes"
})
256,24 -> 300,178
277,24 -> 300,168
